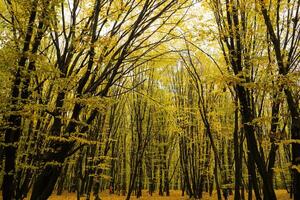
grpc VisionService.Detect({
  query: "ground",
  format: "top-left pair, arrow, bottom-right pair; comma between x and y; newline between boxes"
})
43,190 -> 289,200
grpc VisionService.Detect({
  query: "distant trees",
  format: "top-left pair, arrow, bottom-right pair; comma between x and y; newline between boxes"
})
171,60 -> 217,199
126,68 -> 154,200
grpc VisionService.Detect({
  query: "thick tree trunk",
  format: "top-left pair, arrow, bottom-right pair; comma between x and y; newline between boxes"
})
284,90 -> 300,200
3,3 -> 39,197
30,165 -> 62,200
15,169 -> 33,199
291,118 -> 300,200
248,152 -> 262,200
57,164 -> 69,195
3,112 -> 21,200
30,140 -> 73,200
3,2 -> 49,198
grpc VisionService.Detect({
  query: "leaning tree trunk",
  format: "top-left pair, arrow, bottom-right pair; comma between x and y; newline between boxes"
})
30,165 -> 62,200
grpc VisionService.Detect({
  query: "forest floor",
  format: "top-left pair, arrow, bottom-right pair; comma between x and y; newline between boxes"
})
42,190 -> 289,200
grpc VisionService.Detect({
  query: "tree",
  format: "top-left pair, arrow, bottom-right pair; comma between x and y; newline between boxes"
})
258,0 -> 300,198
209,0 -> 284,199
0,0 -> 190,199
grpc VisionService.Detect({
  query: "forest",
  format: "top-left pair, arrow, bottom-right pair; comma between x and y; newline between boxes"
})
0,0 -> 299,200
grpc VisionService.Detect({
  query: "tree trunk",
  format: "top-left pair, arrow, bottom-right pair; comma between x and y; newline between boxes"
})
214,159 -> 222,200
2,2 -> 40,198
57,164 -> 69,195
248,152 -> 262,200
291,117 -> 300,199
159,165 -> 163,196
236,85 -> 276,200
30,165 -> 62,200
233,97 -> 241,200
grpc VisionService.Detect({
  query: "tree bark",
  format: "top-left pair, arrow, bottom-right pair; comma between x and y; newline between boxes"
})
233,97 -> 241,200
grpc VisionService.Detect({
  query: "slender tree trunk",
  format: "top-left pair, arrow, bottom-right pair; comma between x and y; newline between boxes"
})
122,134 -> 127,196
214,158 -> 222,200
159,165 -> 163,196
234,97 -> 241,200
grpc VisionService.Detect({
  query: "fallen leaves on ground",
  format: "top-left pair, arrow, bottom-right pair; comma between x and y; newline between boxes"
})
44,190 -> 289,200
